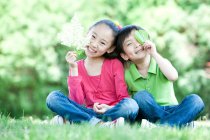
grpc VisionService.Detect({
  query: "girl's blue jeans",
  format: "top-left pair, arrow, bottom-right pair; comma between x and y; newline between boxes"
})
133,90 -> 205,127
46,90 -> 139,125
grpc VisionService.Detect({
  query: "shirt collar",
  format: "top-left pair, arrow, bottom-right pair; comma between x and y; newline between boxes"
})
148,58 -> 157,74
129,63 -> 141,80
129,58 -> 157,80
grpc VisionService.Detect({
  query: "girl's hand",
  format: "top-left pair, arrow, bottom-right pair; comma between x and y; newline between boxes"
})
93,102 -> 100,113
93,103 -> 113,114
143,40 -> 157,56
65,51 -> 77,68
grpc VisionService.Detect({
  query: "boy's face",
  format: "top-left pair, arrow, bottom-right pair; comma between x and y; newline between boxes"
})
120,30 -> 147,62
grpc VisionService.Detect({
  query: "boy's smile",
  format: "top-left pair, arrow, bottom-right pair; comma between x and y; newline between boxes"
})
135,47 -> 144,54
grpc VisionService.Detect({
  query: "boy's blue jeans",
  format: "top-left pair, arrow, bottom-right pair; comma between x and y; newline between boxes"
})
46,90 -> 139,125
133,90 -> 205,127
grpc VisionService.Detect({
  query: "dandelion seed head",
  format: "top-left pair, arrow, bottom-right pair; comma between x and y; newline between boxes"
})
58,14 -> 86,50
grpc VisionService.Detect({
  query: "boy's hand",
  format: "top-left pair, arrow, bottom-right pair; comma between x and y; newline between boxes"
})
93,103 -> 113,114
144,41 -> 179,81
65,51 -> 77,68
143,40 -> 157,56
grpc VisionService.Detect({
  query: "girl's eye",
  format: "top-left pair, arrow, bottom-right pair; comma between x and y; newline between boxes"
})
92,35 -> 96,39
101,42 -> 105,45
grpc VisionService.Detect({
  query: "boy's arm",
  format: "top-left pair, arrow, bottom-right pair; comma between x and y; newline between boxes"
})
153,52 -> 178,81
144,41 -> 178,81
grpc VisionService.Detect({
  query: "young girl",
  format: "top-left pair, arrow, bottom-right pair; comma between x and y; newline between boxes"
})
116,25 -> 204,127
46,20 -> 139,126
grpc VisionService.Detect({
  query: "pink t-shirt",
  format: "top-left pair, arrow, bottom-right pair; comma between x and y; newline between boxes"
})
67,58 -> 129,108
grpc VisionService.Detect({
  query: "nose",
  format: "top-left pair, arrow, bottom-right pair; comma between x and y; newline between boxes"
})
90,41 -> 98,48
134,42 -> 140,48
133,39 -> 139,48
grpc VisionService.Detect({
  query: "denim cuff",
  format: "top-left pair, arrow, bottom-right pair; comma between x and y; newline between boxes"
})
89,117 -> 101,126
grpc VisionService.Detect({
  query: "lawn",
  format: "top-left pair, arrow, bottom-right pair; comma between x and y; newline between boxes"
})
0,116 -> 209,140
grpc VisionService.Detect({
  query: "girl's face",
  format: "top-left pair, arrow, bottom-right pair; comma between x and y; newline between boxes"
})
85,24 -> 115,58
121,30 -> 147,61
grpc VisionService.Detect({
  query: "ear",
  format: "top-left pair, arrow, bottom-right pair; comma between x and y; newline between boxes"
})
107,45 -> 115,53
120,53 -> 129,61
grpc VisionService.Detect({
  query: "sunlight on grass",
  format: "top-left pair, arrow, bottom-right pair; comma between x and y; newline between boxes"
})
0,116 -> 210,140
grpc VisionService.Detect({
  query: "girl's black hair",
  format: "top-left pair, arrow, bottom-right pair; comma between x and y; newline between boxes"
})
89,19 -> 120,59
116,25 -> 145,62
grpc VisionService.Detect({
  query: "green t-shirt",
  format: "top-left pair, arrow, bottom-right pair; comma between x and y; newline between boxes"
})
125,58 -> 178,106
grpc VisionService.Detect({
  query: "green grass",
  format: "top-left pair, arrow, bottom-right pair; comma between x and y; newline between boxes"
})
0,116 -> 209,140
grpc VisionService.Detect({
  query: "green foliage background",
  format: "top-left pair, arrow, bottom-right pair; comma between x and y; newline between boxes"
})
0,0 -> 209,118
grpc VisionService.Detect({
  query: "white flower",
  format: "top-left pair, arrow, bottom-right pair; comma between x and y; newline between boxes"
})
57,14 -> 88,50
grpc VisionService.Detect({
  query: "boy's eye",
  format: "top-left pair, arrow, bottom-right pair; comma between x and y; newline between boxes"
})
127,43 -> 132,46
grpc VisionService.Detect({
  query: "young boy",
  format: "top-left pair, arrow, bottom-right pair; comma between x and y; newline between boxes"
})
116,25 -> 205,127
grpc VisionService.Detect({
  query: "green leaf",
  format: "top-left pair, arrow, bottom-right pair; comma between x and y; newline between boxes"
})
135,30 -> 149,45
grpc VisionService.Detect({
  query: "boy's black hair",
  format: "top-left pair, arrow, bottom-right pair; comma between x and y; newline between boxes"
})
116,25 -> 145,62
89,19 -> 120,59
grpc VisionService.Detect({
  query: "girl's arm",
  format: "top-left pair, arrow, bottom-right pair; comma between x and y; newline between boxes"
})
66,51 -> 85,105
67,76 -> 85,105
112,59 -> 130,101
144,41 -> 178,81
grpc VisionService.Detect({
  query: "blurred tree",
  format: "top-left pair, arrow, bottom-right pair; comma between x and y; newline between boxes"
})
0,0 -> 209,118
